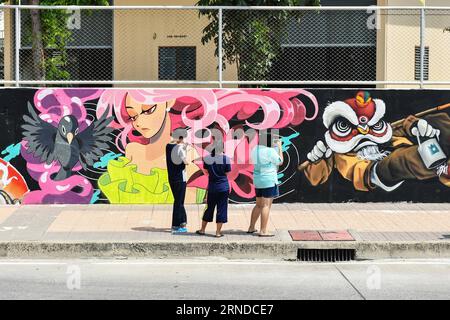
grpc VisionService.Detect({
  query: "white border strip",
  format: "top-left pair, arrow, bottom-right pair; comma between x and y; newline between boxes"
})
0,5 -> 449,10
3,80 -> 449,85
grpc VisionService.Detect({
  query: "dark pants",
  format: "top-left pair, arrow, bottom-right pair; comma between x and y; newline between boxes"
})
169,180 -> 187,228
202,191 -> 229,224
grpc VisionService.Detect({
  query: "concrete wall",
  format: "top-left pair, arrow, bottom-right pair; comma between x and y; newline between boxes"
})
0,88 -> 449,205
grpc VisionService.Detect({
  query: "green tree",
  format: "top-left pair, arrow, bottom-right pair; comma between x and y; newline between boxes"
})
5,0 -> 109,81
197,0 -> 320,84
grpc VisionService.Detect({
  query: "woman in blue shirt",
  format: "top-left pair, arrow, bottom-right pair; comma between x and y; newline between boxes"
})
196,140 -> 232,238
248,134 -> 284,237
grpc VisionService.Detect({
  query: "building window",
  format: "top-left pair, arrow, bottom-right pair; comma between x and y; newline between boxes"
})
415,46 -> 429,81
159,47 -> 196,81
269,0 -> 377,84
19,3 -> 114,86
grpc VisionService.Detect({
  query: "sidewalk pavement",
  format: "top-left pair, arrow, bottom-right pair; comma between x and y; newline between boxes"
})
0,203 -> 449,259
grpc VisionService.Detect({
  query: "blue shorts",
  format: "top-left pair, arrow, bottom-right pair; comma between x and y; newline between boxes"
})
255,185 -> 279,199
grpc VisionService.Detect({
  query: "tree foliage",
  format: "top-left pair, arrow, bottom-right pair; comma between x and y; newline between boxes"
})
197,0 -> 320,84
4,0 -> 109,81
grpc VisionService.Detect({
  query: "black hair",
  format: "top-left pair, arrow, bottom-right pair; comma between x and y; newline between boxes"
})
258,130 -> 271,147
211,136 -> 224,157
172,128 -> 187,141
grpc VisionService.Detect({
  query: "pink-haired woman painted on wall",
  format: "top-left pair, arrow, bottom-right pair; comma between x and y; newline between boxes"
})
96,89 -> 319,206
96,90 -> 206,204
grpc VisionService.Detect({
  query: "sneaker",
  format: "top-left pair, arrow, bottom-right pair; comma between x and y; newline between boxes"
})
172,227 -> 188,234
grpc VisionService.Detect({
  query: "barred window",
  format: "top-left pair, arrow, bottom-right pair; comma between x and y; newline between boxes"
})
158,47 -> 196,81
415,46 -> 430,81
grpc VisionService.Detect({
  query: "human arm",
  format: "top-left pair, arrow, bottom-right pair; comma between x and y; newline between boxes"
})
178,144 -> 190,165
276,140 -> 284,165
269,141 -> 283,166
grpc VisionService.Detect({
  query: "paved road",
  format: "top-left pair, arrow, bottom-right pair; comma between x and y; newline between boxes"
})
0,258 -> 449,300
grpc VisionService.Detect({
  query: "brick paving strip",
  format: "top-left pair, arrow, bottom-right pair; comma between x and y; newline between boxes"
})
0,203 -> 449,259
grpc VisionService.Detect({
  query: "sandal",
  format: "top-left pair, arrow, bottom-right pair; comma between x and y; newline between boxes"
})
259,233 -> 275,238
215,234 -> 225,238
196,230 -> 206,236
247,229 -> 258,234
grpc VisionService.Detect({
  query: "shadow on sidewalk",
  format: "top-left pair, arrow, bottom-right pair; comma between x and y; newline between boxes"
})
131,227 -> 216,238
223,230 -> 255,236
130,227 -> 257,239
132,227 -> 172,233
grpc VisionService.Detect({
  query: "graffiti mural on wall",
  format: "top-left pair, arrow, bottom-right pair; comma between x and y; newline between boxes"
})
94,89 -> 319,204
300,91 -> 450,192
8,88 -> 318,204
0,88 -> 448,204
0,158 -> 28,205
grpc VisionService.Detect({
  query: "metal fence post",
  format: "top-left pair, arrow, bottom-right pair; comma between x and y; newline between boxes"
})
15,6 -> 21,87
420,7 -> 426,89
218,8 -> 223,88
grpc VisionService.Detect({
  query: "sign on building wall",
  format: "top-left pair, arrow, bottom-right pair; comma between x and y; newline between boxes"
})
0,88 -> 449,205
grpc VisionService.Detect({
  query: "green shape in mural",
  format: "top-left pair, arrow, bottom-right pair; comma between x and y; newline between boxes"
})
99,157 -> 175,204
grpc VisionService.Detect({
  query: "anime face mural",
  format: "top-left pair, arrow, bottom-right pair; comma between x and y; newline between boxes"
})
302,91 -> 450,192
96,89 -> 319,204
9,88 -> 318,205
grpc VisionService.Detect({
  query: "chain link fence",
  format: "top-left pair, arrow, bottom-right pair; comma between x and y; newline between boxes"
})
0,5 -> 449,88
0,7 -> 16,85
425,9 -> 450,85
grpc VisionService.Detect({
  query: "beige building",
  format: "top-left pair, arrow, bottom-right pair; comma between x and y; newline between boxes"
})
113,0 -> 237,87
377,0 -> 450,88
1,0 -> 450,88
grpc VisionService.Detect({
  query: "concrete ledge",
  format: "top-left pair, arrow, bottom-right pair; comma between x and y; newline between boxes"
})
1,241 -> 450,260
297,241 -> 450,260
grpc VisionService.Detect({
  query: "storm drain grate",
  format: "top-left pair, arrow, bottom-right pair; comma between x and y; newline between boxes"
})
297,249 -> 356,262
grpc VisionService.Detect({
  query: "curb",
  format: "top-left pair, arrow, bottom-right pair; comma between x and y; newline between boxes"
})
1,241 -> 450,260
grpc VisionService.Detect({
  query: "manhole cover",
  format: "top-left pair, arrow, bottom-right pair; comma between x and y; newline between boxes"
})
289,230 -> 355,241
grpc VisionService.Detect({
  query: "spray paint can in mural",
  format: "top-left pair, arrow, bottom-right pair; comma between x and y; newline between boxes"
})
415,131 -> 447,170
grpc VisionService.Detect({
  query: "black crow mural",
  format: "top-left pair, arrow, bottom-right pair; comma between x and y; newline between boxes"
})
22,103 -> 114,181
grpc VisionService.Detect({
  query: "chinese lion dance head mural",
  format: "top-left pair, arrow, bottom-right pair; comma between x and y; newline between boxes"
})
322,91 -> 393,159
303,91 -> 450,193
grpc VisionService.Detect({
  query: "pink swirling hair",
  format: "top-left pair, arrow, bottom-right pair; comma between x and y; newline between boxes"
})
96,89 -> 319,152
96,89 -> 319,199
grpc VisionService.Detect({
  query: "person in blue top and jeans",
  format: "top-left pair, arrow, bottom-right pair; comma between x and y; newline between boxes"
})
196,138 -> 232,238
248,132 -> 284,237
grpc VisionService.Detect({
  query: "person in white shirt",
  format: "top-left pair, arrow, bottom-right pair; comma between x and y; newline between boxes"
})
166,130 -> 190,234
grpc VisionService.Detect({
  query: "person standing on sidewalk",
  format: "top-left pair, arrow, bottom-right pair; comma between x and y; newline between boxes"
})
196,139 -> 232,238
166,130 -> 190,234
248,132 -> 284,237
